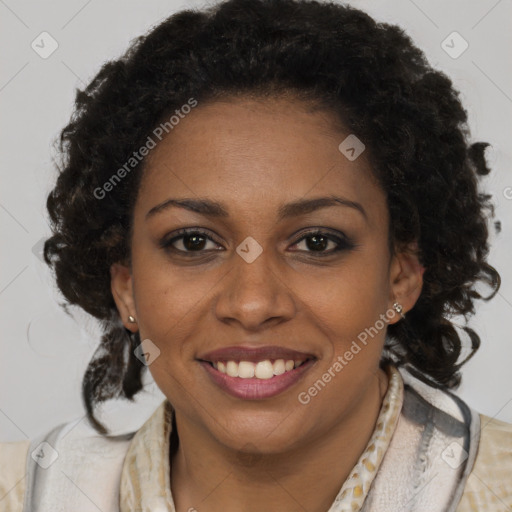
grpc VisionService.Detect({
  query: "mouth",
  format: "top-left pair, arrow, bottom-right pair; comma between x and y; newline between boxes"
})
196,346 -> 317,400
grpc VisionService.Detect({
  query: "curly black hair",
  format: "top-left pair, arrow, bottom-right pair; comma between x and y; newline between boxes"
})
43,0 -> 501,435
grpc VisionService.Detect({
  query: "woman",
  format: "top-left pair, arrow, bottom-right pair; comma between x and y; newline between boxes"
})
1,0 -> 510,510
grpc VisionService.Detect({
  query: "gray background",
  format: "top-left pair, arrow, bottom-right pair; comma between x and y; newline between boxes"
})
1,0 -> 511,442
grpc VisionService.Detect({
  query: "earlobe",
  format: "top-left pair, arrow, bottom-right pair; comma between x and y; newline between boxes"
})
388,243 -> 425,324
110,262 -> 138,332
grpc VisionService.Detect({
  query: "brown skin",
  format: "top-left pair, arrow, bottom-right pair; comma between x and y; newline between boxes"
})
110,96 -> 424,512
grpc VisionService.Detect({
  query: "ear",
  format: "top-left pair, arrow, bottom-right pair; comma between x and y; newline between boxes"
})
110,262 -> 138,333
387,241 -> 425,325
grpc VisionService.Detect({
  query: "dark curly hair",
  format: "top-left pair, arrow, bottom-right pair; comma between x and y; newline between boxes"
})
43,0 -> 501,435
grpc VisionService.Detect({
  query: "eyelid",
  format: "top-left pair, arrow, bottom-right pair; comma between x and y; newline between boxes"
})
290,228 -> 356,255
158,227 -> 222,250
291,226 -> 350,242
160,226 -> 356,256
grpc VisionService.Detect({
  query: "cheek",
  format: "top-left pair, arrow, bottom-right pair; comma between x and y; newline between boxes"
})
134,276 -> 206,355
131,238 -> 207,314
303,247 -> 390,359
304,265 -> 387,313
129,248 -> 206,356
130,257 -> 206,400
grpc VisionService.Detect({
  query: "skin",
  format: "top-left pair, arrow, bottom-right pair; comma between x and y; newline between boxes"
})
111,95 -> 424,512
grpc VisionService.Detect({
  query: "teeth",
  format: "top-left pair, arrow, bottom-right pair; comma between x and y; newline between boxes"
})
255,360 -> 274,379
212,358 -> 306,379
226,361 -> 239,377
273,359 -> 285,375
238,361 -> 255,378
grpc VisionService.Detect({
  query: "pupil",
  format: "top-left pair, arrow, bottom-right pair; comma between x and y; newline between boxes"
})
184,234 -> 206,250
307,235 -> 327,251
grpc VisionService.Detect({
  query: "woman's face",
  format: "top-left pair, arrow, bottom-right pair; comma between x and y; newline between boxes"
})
111,96 -> 423,454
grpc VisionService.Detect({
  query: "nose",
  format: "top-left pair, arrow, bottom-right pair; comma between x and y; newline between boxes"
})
213,247 -> 297,331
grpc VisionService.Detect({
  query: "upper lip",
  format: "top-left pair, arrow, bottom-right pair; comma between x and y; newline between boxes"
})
197,345 -> 316,363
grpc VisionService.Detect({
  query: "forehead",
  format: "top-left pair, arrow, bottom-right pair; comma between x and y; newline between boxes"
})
137,96 -> 386,225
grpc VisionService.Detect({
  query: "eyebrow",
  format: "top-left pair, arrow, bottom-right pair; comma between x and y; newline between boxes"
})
145,195 -> 367,222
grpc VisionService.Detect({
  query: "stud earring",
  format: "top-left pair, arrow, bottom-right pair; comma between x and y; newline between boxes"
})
128,315 -> 137,323
393,302 -> 406,320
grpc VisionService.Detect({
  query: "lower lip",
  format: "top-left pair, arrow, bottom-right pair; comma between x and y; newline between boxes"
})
198,359 -> 316,400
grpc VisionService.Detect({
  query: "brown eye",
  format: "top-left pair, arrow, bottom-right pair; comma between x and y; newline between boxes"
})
179,233 -> 208,251
160,229 -> 222,254
302,234 -> 331,252
290,230 -> 355,256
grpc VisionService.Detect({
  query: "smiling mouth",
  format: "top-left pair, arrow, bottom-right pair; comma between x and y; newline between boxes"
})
198,356 -> 317,400
198,357 -> 314,379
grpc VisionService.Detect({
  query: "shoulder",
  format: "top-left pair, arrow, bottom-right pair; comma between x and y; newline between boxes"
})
34,418 -> 135,512
0,439 -> 31,512
399,370 -> 512,509
456,414 -> 512,511
1,416 -> 136,512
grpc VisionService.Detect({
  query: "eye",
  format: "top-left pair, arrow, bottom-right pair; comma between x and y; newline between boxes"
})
160,228 -> 222,254
290,230 -> 355,256
160,227 -> 356,258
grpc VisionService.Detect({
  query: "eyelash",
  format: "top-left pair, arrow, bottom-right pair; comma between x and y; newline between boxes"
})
159,227 -> 356,258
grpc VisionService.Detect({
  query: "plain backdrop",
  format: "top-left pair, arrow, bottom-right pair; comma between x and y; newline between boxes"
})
1,0 -> 511,442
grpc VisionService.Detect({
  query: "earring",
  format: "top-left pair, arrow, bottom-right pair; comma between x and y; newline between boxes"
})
393,302 -> 406,320
128,315 -> 137,323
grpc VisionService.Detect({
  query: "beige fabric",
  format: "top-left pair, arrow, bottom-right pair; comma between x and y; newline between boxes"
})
0,439 -> 30,511
455,414 -> 512,512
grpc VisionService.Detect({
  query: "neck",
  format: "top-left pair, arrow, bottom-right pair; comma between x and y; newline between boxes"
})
170,368 -> 389,512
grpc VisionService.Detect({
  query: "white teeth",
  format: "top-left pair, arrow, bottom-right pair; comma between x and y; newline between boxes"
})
273,359 -> 286,375
238,361 -> 255,378
254,360 -> 274,379
226,361 -> 239,377
212,358 -> 306,379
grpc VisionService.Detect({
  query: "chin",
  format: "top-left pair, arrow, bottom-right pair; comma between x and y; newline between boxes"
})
212,417 -> 302,455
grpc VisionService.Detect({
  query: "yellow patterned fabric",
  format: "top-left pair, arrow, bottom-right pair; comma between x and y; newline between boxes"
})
119,399 -> 175,511
455,415 -> 512,512
326,366 -> 403,511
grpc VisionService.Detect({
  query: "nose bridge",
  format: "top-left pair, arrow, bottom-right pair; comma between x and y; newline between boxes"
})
214,243 -> 295,328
